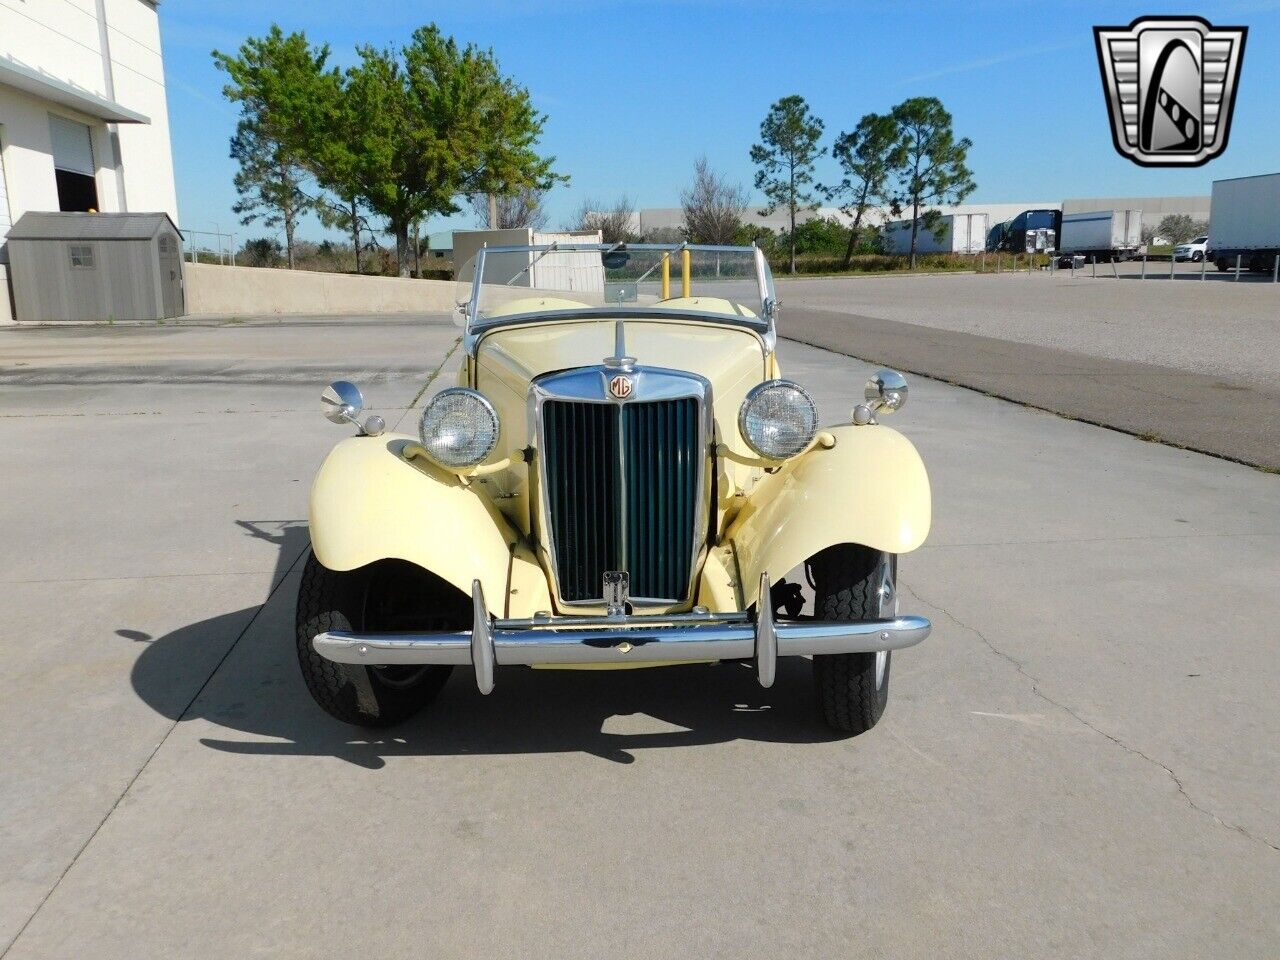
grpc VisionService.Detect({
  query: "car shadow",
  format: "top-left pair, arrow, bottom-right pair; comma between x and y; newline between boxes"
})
126,521 -> 850,767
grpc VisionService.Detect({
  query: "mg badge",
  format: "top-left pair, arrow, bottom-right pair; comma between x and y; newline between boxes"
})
1094,16 -> 1247,167
609,374 -> 634,399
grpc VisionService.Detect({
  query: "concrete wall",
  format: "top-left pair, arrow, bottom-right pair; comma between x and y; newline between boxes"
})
184,263 -> 458,317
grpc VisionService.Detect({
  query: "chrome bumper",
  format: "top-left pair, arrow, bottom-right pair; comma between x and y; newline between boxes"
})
312,575 -> 931,694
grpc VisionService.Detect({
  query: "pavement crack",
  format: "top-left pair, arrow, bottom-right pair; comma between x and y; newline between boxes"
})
902,582 -> 1280,854
0,543 -> 312,959
394,334 -> 463,431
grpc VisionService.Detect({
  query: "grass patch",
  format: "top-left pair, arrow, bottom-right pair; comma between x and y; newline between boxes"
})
765,251 -> 1067,277
769,252 -> 997,276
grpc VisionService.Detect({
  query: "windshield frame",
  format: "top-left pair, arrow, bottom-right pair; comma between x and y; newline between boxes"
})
459,242 -> 777,354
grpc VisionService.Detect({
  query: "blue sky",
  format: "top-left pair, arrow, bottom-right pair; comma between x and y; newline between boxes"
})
160,0 -> 1280,244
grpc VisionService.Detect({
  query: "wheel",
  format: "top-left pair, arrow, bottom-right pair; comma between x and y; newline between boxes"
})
1216,257 -> 1229,272
808,543 -> 894,734
1191,250 -> 1203,263
295,552 -> 463,726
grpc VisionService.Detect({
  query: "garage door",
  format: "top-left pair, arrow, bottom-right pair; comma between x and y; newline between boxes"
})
49,115 -> 95,175
48,115 -> 99,212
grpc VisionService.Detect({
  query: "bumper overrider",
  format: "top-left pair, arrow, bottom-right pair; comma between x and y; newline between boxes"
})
313,574 -> 931,694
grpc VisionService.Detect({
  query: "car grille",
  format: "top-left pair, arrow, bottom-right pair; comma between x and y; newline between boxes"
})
542,396 -> 702,603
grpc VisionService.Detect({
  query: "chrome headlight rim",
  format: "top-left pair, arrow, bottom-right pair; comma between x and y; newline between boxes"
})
419,387 -> 500,468
738,379 -> 819,460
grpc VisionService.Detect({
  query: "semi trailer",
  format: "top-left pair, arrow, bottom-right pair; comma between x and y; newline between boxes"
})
1208,173 -> 1280,272
883,213 -> 989,255
994,207 -> 1142,262
1057,209 -> 1144,262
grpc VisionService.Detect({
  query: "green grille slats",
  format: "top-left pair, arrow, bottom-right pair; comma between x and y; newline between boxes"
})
624,398 -> 699,600
542,396 -> 700,603
543,400 -> 621,602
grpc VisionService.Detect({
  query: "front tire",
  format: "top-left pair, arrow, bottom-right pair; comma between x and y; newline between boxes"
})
808,544 -> 893,734
295,553 -> 461,727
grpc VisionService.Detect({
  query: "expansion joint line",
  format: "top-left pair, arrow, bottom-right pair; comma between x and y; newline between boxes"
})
394,335 -> 464,432
0,545 -> 313,958
900,583 -> 1279,854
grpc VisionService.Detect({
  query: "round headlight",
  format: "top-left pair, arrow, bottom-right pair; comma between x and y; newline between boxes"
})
419,388 -> 500,467
738,380 -> 818,460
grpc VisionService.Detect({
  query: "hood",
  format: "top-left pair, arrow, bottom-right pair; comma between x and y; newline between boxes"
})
476,318 -> 768,400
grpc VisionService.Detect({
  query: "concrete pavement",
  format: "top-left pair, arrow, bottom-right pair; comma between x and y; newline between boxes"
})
777,268 -> 1280,388
1,316 -> 1277,958
779,273 -> 1280,470
784,306 -> 1280,470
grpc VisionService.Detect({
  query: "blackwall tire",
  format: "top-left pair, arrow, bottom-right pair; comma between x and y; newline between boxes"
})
809,544 -> 892,734
295,552 -> 457,727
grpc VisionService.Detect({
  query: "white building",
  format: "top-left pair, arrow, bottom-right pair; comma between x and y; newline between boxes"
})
1061,196 -> 1211,233
0,0 -> 177,321
630,202 -> 1061,239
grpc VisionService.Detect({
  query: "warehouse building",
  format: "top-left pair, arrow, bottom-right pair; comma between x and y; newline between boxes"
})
1061,196 -> 1211,235
628,202 -> 1060,239
0,0 -> 178,322
630,197 -> 1211,245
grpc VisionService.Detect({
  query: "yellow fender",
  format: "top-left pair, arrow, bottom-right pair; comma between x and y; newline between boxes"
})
726,424 -> 930,608
309,434 -> 552,617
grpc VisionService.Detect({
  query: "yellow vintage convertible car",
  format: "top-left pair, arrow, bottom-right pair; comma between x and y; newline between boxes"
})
297,243 -> 930,733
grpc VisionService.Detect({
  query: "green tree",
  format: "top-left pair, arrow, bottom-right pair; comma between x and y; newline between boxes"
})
1156,214 -> 1208,245
780,216 -> 851,257
825,112 -> 904,268
314,194 -> 377,273
889,97 -> 975,269
303,63 -> 378,274
240,236 -> 284,268
214,27 -> 333,269
342,26 -> 562,276
750,95 -> 825,274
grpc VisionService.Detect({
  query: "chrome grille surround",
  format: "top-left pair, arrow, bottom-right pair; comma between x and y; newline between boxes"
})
529,365 -> 713,609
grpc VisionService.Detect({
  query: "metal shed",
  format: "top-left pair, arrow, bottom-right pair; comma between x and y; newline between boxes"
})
7,212 -> 184,321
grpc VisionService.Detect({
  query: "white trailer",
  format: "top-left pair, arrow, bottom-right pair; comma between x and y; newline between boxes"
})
883,213 -> 988,255
1058,210 -> 1143,261
1208,173 -> 1280,272
452,228 -> 605,294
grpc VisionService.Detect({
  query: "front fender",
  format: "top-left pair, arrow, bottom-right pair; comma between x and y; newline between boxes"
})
309,435 -> 551,617
726,424 -> 930,607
